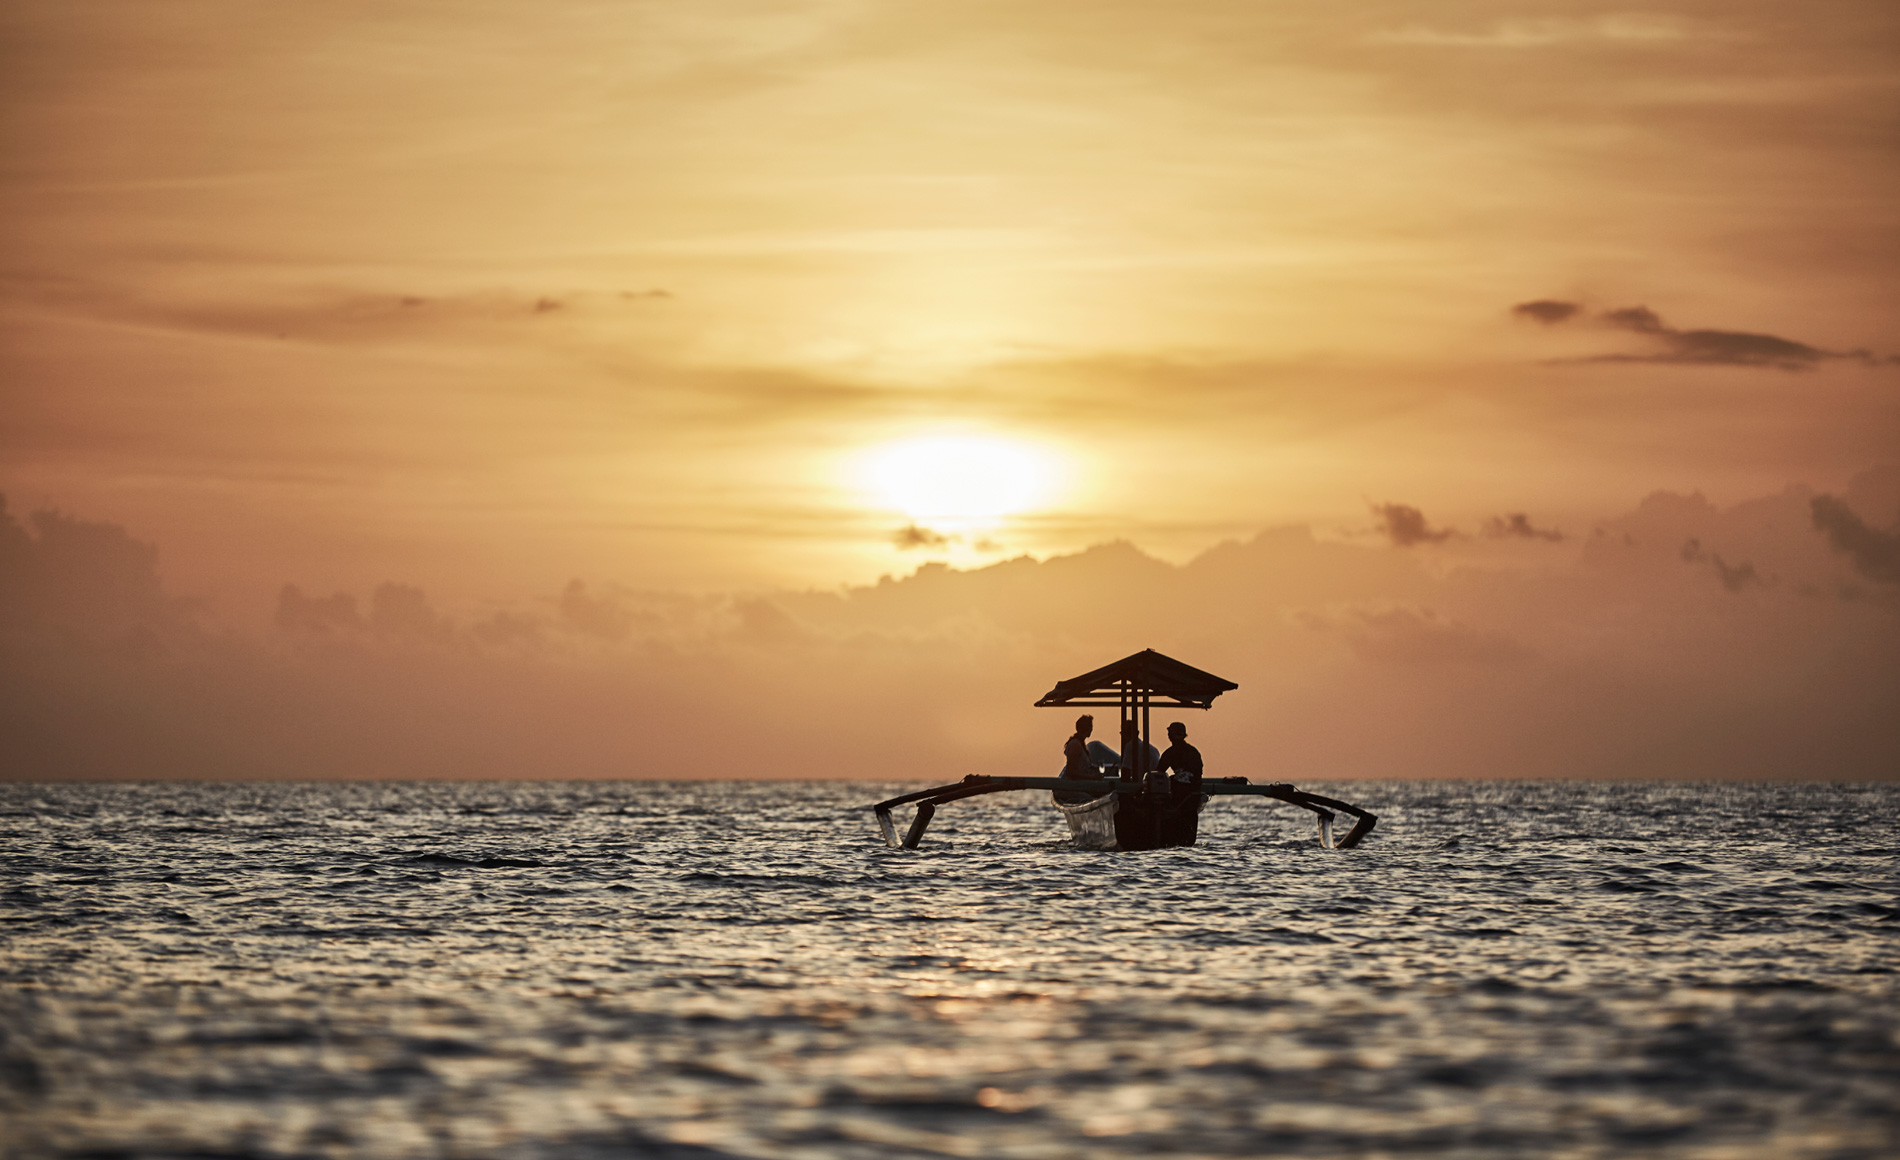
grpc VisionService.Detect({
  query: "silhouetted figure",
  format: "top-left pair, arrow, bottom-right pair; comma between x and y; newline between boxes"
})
1063,715 -> 1095,775
1057,715 -> 1162,803
1118,718 -> 1160,778
1058,714 -> 1098,804
1157,721 -> 1203,787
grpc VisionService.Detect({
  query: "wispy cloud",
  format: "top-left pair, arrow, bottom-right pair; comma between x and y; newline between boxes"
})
1513,299 -> 1884,370
0,272 -> 676,346
1511,300 -> 1581,325
1597,306 -> 1838,369
1373,16 -> 1689,50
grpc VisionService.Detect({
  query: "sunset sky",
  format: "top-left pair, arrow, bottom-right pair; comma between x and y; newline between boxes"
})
3,2 -> 1896,781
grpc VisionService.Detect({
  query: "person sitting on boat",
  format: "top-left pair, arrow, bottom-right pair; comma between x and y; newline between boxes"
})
1062,715 -> 1096,775
1058,715 -> 1103,803
1116,718 -> 1161,778
1059,716 -> 1158,795
1061,715 -> 1138,775
1157,721 -> 1204,789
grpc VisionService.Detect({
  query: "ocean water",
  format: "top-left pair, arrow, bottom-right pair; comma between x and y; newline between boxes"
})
1,780 -> 1896,1160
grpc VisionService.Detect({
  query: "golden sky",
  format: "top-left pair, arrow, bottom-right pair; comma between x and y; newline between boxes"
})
5,0 -> 1896,603
2,2 -> 1898,781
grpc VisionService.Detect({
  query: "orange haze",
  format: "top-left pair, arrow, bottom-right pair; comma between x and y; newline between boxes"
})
2,1 -> 1897,779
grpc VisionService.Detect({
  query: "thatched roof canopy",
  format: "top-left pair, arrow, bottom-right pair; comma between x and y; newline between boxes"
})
1034,648 -> 1238,710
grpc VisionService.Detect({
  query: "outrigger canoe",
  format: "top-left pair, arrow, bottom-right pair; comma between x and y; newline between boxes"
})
872,649 -> 1377,851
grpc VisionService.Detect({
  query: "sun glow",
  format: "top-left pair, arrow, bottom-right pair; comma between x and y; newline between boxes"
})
862,435 -> 1056,527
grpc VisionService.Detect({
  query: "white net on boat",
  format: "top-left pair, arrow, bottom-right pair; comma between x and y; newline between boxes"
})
1053,792 -> 1118,850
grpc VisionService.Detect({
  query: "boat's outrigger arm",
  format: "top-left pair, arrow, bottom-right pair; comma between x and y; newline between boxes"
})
872,776 -> 1093,849
872,775 -> 1377,851
1199,777 -> 1378,851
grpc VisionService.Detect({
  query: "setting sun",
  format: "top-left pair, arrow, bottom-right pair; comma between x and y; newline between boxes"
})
862,435 -> 1057,527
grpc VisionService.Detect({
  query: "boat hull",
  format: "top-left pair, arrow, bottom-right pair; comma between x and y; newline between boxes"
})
1054,790 -> 1205,851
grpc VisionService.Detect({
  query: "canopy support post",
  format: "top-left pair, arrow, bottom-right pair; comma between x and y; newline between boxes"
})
1140,692 -> 1151,775
1119,681 -> 1132,782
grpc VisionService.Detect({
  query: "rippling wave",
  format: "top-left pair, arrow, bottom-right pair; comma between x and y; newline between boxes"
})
2,780 -> 1896,1158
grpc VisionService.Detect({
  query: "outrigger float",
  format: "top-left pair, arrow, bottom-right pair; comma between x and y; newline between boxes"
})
872,649 -> 1377,851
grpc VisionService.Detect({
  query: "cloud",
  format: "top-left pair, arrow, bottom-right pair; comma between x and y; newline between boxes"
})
369,583 -> 445,639
1600,306 -> 1842,368
1,497 -> 172,630
893,524 -> 952,550
4,276 -> 676,347
1372,503 -> 1454,546
1483,513 -> 1564,542
1811,495 -> 1900,585
1679,539 -> 1763,592
274,581 -> 453,639
276,585 -> 364,633
1511,300 -> 1581,325
1373,17 -> 1688,49
8,479 -> 1900,783
471,611 -> 541,648
560,579 -> 631,640
730,597 -> 805,646
1600,306 -> 1664,334
1712,557 -> 1761,592
1521,299 -> 1876,370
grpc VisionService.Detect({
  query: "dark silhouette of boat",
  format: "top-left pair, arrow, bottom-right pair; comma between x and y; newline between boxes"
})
872,649 -> 1377,851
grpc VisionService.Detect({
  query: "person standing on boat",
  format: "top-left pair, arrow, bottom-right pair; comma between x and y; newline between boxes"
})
1157,721 -> 1204,789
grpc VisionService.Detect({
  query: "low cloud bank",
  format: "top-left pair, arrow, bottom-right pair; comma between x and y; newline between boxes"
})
4,472 -> 1898,782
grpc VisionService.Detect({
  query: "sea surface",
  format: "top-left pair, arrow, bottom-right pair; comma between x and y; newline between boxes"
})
1,780 -> 1896,1160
